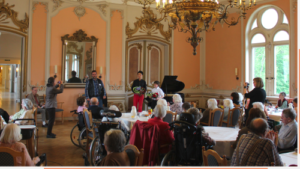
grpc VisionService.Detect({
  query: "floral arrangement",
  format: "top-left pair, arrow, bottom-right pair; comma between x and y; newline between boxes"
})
133,87 -> 146,94
146,91 -> 158,98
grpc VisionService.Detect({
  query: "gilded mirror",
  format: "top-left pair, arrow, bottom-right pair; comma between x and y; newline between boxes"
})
61,29 -> 98,88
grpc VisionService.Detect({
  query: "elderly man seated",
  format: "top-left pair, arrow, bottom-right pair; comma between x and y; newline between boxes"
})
98,129 -> 130,166
277,108 -> 298,151
88,97 -> 103,119
9,99 -> 35,125
231,118 -> 283,166
27,87 -> 47,127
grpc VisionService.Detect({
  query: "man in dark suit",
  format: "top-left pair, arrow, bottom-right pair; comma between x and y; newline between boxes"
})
68,71 -> 82,83
88,97 -> 103,119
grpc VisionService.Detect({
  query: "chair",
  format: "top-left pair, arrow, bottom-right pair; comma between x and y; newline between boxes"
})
0,147 -> 25,166
43,94 -> 64,124
124,144 -> 144,166
201,109 -> 223,126
82,109 -> 96,157
163,111 -> 177,123
222,108 -> 241,127
202,146 -> 227,166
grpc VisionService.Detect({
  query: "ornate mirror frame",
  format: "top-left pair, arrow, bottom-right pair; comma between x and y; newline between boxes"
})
61,29 -> 98,88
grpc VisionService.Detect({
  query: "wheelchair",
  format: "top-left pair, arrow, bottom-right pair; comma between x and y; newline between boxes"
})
70,110 -> 86,150
89,110 -> 129,166
161,113 -> 210,166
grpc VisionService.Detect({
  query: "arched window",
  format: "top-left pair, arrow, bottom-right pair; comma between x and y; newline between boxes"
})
246,7 -> 290,96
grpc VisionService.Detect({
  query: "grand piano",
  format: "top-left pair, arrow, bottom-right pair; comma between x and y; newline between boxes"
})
161,75 -> 185,104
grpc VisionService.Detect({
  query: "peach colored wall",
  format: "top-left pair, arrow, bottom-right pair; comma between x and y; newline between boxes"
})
109,11 -> 123,85
173,29 -> 200,88
206,13 -> 242,90
31,4 -> 47,86
50,7 -> 106,117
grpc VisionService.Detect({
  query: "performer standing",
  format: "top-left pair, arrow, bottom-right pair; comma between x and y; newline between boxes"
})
132,71 -> 147,112
45,77 -> 64,138
150,81 -> 164,109
85,70 -> 106,108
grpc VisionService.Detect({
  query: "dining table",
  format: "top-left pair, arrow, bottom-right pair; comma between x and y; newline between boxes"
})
119,112 -> 149,130
267,107 -> 283,122
203,126 -> 239,158
280,151 -> 298,167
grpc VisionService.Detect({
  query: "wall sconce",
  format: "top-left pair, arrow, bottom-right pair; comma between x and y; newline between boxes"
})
54,65 -> 57,78
99,66 -> 103,79
235,68 -> 239,80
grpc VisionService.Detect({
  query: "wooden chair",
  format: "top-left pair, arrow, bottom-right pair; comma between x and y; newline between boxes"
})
163,111 -> 177,123
124,144 -> 144,166
43,94 -> 64,124
202,146 -> 227,166
201,108 -> 223,126
82,109 -> 96,157
222,107 -> 242,127
0,147 -> 25,166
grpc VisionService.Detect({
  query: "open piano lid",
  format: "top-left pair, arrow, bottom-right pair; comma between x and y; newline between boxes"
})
161,75 -> 185,94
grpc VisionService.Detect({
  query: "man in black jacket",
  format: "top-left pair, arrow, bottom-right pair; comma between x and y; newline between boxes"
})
85,70 -> 106,108
131,71 -> 147,112
67,71 -> 82,83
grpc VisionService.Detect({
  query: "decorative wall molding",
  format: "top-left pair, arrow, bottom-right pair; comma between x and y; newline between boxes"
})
28,81 -> 46,92
110,9 -> 124,19
107,82 -> 123,91
74,6 -> 86,20
190,81 -> 213,90
52,0 -> 63,12
97,4 -> 108,17
0,0 -> 29,33
293,0 -> 297,13
32,2 -> 48,13
232,84 -> 243,92
61,29 -> 98,44
126,7 -> 172,41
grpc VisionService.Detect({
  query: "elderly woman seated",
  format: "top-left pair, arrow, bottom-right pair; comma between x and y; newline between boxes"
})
0,123 -> 40,166
252,102 -> 268,118
201,99 -> 218,124
168,94 -> 183,114
102,105 -> 129,132
98,129 -> 130,166
148,100 -> 174,154
188,108 -> 216,146
223,99 -> 234,123
9,99 -> 35,125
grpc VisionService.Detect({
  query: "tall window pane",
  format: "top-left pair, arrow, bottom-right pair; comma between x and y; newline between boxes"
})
274,45 -> 289,94
252,47 -> 266,87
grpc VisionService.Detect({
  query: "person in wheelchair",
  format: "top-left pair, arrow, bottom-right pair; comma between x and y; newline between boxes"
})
0,123 -> 40,166
77,96 -> 87,131
187,108 -> 216,146
102,106 -> 129,132
98,129 -> 130,166
88,97 -> 103,119
9,99 -> 35,125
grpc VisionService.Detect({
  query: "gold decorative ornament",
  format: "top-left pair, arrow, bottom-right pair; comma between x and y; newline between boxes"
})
0,0 -> 29,33
134,0 -> 257,55
61,29 -> 98,45
126,6 -> 172,41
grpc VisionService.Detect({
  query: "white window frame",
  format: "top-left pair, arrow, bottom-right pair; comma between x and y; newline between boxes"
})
246,6 -> 290,97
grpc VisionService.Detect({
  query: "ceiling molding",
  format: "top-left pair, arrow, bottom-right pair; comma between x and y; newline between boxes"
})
110,9 -> 123,19
52,0 -> 63,12
74,5 -> 86,20
97,3 -> 108,17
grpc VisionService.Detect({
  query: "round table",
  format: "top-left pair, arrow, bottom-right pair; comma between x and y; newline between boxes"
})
280,152 -> 298,167
119,113 -> 149,130
267,108 -> 283,122
203,126 -> 239,158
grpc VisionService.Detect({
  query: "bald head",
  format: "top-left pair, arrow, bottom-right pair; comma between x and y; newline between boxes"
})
249,118 -> 268,136
91,97 -> 99,105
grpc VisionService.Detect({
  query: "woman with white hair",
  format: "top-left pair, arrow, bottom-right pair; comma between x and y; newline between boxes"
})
102,105 -> 130,132
148,104 -> 174,154
169,94 -> 183,114
0,123 -> 40,166
253,102 -> 269,117
9,99 -> 34,124
201,99 -> 218,124
223,99 -> 234,122
99,129 -> 130,166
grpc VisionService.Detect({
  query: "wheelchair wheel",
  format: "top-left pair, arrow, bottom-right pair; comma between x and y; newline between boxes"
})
89,136 -> 105,166
161,150 -> 176,166
78,127 -> 87,150
70,124 -> 81,147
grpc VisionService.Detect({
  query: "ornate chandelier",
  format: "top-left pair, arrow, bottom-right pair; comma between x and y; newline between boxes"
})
135,0 -> 257,55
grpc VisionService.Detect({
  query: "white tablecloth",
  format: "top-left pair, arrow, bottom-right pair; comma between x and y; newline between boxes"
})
280,152 -> 298,167
119,113 -> 149,130
267,108 -> 283,122
203,126 -> 239,158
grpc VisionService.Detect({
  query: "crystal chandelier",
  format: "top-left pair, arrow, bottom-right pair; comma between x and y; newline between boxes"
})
135,0 -> 257,55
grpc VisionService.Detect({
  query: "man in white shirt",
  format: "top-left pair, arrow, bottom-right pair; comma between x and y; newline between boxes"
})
277,108 -> 298,151
150,81 -> 164,109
